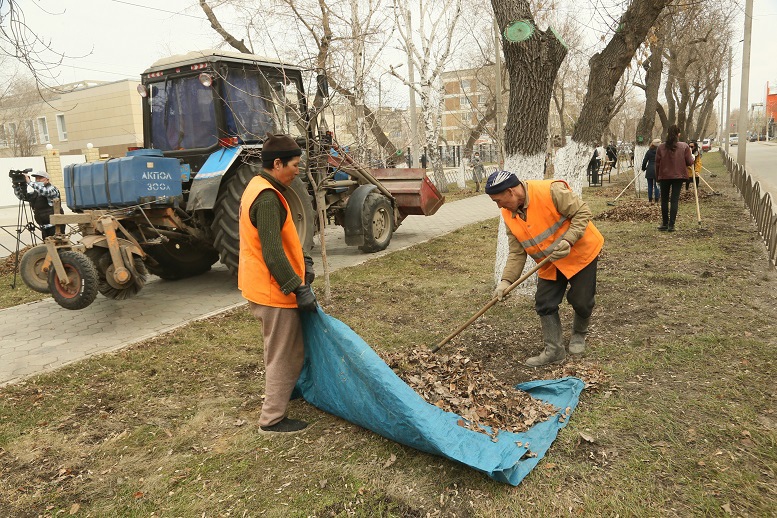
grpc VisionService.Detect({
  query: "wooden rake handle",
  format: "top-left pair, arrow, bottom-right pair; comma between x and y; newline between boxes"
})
430,257 -> 551,353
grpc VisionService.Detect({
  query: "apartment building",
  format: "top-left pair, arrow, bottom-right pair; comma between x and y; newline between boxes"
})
0,79 -> 143,159
440,66 -> 500,165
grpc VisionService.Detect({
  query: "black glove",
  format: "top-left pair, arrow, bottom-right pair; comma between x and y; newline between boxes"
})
294,284 -> 318,312
304,256 -> 315,285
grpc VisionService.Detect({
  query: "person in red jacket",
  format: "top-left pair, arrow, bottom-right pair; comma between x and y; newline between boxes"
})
655,125 -> 695,232
239,133 -> 317,433
486,170 -> 604,367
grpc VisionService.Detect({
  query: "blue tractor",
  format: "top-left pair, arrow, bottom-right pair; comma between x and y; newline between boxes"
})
21,50 -> 443,309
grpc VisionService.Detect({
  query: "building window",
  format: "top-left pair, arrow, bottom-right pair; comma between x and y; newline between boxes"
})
56,114 -> 67,141
36,117 -> 49,143
0,126 -> 6,148
25,120 -> 36,144
460,79 -> 471,91
461,95 -> 471,108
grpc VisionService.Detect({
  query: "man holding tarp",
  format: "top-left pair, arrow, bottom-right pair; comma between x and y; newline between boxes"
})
486,170 -> 604,367
238,133 -> 318,433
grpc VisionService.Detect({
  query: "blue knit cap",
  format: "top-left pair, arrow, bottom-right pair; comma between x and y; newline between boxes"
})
485,170 -> 520,194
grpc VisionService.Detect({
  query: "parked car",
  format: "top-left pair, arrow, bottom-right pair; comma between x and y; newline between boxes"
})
729,133 -> 739,146
748,134 -> 758,142
701,138 -> 711,151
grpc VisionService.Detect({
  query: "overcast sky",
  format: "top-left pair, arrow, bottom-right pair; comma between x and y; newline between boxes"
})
21,0 -> 777,110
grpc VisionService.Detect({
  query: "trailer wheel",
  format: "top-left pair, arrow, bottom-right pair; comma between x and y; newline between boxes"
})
20,244 -> 51,293
211,163 -> 315,276
48,251 -> 99,310
145,240 -> 219,280
359,193 -> 393,253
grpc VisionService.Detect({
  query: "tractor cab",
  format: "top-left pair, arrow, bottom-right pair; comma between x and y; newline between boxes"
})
138,49 -> 308,173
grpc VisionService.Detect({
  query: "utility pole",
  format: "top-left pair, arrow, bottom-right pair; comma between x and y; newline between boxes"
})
725,45 -> 732,155
718,77 -> 724,146
493,20 -> 504,167
406,7 -> 419,169
737,0 -> 753,165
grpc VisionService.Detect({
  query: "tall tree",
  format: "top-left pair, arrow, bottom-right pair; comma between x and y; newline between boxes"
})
391,0 -> 463,190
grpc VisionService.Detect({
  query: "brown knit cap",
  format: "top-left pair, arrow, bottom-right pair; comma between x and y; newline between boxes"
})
262,133 -> 302,162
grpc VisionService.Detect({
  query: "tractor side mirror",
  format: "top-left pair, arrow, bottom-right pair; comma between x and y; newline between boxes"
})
316,73 -> 330,98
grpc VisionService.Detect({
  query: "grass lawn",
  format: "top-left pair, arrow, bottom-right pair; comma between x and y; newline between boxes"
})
0,153 -> 775,516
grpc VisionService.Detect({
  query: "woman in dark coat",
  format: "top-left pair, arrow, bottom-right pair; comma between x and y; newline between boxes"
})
655,125 -> 695,232
641,138 -> 661,204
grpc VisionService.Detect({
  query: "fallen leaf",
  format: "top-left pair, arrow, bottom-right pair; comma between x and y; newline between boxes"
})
69,503 -> 80,515
721,503 -> 732,514
383,453 -> 397,468
579,432 -> 595,443
133,491 -> 144,499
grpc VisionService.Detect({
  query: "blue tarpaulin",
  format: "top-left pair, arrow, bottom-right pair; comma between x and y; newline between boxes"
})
295,309 -> 585,486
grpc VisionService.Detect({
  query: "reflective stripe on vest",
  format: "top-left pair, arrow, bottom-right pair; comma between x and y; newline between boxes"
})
238,176 -> 304,307
502,179 -> 603,281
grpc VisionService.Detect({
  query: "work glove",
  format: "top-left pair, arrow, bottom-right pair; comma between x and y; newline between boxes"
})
548,239 -> 571,262
294,284 -> 318,312
304,256 -> 315,285
493,280 -> 513,301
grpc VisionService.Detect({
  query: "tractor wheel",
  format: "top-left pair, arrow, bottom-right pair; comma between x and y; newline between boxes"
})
145,239 -> 219,280
48,250 -> 99,310
359,193 -> 393,253
20,244 -> 51,293
211,163 -> 315,275
86,248 -> 147,300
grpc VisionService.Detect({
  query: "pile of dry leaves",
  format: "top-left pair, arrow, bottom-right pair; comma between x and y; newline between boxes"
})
594,199 -> 659,222
0,246 -> 31,275
382,348 -> 559,439
548,361 -> 610,392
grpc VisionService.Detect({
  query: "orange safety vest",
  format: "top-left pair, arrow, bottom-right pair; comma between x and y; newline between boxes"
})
502,179 -> 604,281
238,176 -> 304,307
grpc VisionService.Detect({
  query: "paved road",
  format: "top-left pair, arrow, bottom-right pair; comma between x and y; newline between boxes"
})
0,194 -> 499,386
729,141 -> 777,200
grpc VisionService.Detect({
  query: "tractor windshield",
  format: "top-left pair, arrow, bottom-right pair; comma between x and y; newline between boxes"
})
221,68 -> 306,141
148,75 -> 217,151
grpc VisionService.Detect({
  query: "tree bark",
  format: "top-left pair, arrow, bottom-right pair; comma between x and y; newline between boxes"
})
572,0 -> 673,147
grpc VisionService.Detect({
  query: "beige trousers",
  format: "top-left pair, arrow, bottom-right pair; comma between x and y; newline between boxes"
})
249,302 -> 305,427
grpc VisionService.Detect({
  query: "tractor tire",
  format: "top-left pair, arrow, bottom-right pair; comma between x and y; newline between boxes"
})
86,248 -> 147,300
20,244 -> 51,293
144,239 -> 219,280
211,163 -> 315,275
359,192 -> 393,253
48,250 -> 99,310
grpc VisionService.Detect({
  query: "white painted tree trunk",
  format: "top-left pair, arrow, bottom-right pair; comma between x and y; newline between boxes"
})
552,141 -> 593,196
457,161 -> 466,188
493,152 -> 546,295
633,144 -> 648,180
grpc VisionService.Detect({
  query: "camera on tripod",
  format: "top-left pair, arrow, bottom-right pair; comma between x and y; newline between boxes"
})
9,168 -> 32,187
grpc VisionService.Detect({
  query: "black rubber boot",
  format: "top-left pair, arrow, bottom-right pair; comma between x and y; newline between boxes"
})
526,313 -> 566,367
569,313 -> 590,355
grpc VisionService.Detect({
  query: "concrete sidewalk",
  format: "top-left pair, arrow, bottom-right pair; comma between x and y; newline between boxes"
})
0,194 -> 500,386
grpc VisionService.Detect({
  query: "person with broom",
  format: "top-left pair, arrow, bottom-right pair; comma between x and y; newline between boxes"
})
485,170 -> 604,367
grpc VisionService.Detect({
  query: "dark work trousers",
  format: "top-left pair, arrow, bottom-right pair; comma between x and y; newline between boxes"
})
535,257 -> 598,318
659,179 -> 685,226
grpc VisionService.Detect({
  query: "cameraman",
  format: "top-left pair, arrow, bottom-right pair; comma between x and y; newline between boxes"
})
14,171 -> 61,238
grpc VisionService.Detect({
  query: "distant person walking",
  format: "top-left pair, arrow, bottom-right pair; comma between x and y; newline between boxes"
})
686,141 -> 702,191
641,138 -> 661,204
655,125 -> 694,232
471,152 -> 485,192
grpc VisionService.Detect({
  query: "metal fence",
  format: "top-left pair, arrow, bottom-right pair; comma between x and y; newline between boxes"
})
432,165 -> 499,190
724,151 -> 777,267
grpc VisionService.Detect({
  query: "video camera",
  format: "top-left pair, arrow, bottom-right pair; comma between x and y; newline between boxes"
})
9,168 -> 32,186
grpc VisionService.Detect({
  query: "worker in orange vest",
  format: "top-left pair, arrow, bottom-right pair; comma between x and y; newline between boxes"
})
485,170 -> 604,367
239,133 -> 317,433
